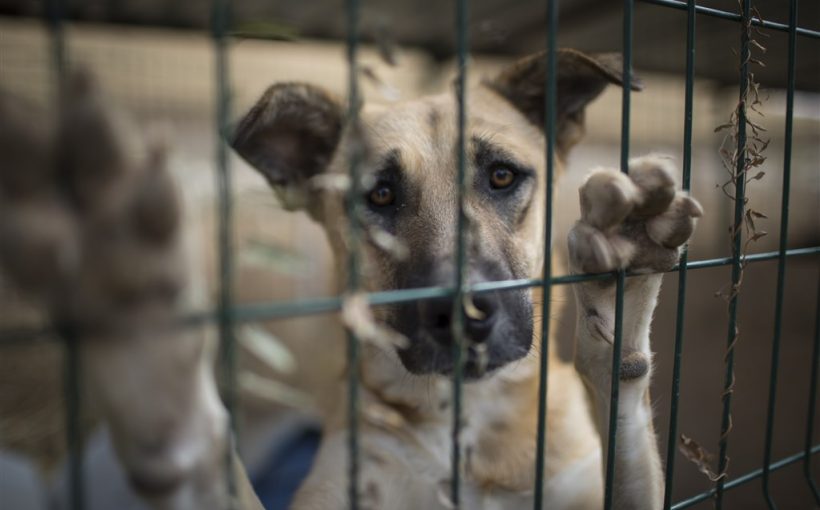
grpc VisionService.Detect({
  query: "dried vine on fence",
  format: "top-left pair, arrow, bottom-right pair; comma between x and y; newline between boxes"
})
715,2 -> 770,302
681,0 -> 771,484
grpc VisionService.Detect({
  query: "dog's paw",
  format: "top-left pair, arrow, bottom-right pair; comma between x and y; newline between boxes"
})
568,155 -> 702,275
0,71 -> 183,328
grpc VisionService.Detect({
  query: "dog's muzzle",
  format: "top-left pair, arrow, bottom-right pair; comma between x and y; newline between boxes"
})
391,258 -> 533,379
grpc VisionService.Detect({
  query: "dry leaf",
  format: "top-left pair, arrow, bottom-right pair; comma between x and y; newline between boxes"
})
436,480 -> 457,510
745,209 -> 757,231
310,174 -> 350,193
239,239 -> 308,274
342,292 -> 408,350
239,325 -> 296,374
463,294 -> 486,321
750,230 -> 768,241
363,401 -> 407,431
679,434 -> 725,482
373,23 -> 399,67
360,65 -> 400,102
368,226 -> 409,260
750,39 -> 767,52
471,343 -> 488,375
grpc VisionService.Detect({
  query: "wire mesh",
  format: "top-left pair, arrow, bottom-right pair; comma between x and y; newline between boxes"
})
532,0 -> 558,507
760,1 -> 798,508
602,2 -> 633,508
212,0 -> 239,506
449,0 -> 469,505
4,0 -> 817,509
344,0 -> 362,507
806,278 -> 820,504
44,1 -> 85,509
662,1 -> 696,508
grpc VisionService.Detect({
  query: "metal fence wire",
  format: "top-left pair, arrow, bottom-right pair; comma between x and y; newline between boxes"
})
8,0 -> 819,509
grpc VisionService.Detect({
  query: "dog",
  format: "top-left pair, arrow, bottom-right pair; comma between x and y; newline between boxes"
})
0,49 -> 700,510
230,48 -> 703,509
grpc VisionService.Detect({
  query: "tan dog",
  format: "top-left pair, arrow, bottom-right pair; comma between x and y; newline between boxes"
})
0,49 -> 701,510
231,49 -> 702,509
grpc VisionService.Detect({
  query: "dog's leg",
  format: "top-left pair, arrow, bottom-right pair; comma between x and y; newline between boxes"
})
0,75 -> 262,510
568,156 -> 702,510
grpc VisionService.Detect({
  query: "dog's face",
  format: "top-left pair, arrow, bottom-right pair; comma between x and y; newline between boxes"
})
232,49 -> 638,379
344,90 -> 545,377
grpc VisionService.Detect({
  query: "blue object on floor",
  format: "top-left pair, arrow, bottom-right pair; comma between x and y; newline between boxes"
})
0,451 -> 48,510
251,424 -> 321,510
52,427 -> 150,510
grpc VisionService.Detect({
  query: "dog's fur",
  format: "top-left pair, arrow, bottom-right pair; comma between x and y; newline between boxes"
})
0,49 -> 701,510
230,49 -> 702,509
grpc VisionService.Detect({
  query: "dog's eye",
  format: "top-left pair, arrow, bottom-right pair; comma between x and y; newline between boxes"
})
368,183 -> 395,207
489,167 -> 516,189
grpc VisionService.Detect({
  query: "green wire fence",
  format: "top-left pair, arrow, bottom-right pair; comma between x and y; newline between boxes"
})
345,1 -> 362,506
213,0 -> 240,506
8,0 -> 818,509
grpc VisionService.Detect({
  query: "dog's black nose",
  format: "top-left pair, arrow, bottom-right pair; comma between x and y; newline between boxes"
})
423,294 -> 498,344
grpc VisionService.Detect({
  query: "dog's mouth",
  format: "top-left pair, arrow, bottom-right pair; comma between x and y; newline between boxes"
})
394,329 -> 533,380
424,342 -> 516,379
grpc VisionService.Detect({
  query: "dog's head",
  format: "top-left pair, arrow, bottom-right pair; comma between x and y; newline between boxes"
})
232,49 -> 639,379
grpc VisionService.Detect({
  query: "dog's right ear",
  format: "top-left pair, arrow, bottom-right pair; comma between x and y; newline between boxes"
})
231,83 -> 343,214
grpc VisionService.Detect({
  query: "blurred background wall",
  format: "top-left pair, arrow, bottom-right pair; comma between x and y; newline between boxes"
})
0,1 -> 818,508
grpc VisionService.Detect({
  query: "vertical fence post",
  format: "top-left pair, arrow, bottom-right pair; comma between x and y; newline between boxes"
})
533,0 -> 558,508
211,0 -> 238,505
451,0 -> 469,507
603,1 -> 632,508
344,0 -> 362,507
56,289 -> 85,510
45,1 -> 85,509
61,326 -> 84,510
45,0 -> 66,82
662,0 -> 696,507
806,277 -> 820,504
715,0 -> 751,507
760,0 -> 798,508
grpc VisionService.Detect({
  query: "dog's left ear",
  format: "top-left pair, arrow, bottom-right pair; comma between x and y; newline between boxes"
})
488,49 -> 643,158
